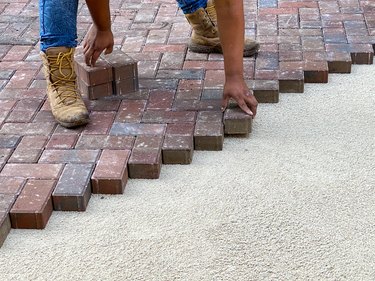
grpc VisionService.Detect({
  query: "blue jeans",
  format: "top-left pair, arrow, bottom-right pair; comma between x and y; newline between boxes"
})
39,0 -> 207,52
176,0 -> 207,14
39,0 -> 78,52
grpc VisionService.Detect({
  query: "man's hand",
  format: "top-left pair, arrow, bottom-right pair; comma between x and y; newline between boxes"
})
222,76 -> 258,118
82,24 -> 114,66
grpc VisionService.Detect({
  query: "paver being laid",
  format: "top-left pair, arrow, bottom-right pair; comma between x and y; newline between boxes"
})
75,49 -> 139,100
0,0 -> 374,247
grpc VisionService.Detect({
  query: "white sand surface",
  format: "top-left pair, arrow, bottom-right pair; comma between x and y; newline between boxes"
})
0,64 -> 374,281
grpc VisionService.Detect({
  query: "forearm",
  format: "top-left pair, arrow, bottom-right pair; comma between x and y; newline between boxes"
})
215,0 -> 244,80
85,0 -> 111,31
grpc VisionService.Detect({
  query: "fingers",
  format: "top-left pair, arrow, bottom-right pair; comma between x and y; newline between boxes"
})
83,46 -> 103,67
244,90 -> 257,117
221,95 -> 230,112
237,99 -> 253,116
90,50 -> 102,67
84,50 -> 92,66
104,45 -> 113,55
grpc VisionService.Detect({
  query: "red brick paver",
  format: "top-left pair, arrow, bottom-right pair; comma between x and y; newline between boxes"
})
0,0 -> 374,246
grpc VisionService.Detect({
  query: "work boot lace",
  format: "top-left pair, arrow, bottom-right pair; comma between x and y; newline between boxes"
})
46,49 -> 80,106
200,10 -> 217,36
205,2 -> 217,26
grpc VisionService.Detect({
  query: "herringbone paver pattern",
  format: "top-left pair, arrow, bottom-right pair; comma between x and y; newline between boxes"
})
0,0 -> 374,247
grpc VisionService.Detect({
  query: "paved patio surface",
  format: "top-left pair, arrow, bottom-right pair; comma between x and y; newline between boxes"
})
0,0 -> 374,257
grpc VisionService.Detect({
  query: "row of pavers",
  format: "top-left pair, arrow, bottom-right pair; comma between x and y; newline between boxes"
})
0,49 -> 254,245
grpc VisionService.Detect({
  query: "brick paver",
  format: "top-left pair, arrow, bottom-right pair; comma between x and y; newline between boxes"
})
0,0 -> 374,246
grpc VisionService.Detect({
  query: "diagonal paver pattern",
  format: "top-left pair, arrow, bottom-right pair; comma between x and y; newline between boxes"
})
0,0 -> 374,247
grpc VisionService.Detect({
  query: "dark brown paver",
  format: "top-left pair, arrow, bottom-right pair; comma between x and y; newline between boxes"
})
10,180 -> 55,229
128,148 -> 162,179
0,211 -> 11,247
52,163 -> 94,212
279,70 -> 305,93
91,149 -> 131,194
224,107 -> 253,136
162,121 -> 195,164
77,79 -> 113,100
194,111 -> 224,151
0,194 -> 16,246
247,80 -> 280,103
74,53 -> 113,86
162,134 -> 194,164
101,49 -> 138,81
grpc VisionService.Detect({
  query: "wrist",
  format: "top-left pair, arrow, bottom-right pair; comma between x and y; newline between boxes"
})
94,24 -> 111,32
225,73 -> 244,83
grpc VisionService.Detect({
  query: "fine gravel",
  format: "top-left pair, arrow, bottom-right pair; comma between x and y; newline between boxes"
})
0,64 -> 374,281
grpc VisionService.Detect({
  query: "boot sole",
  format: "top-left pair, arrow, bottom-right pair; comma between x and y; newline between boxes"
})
57,118 -> 89,128
188,42 -> 259,57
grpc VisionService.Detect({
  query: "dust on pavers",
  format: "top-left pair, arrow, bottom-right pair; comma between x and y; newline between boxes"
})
0,122 -> 56,136
10,179 -> 55,229
38,149 -> 100,164
45,134 -> 79,149
146,90 -> 175,110
8,135 -> 48,163
0,177 -> 25,195
304,61 -> 329,83
349,44 -> 374,64
162,134 -> 194,164
81,111 -> 117,135
128,147 -> 162,179
128,134 -> 164,179
52,163 -> 94,212
91,149 -> 131,194
278,69 -> 305,93
0,135 -> 21,149
0,163 -> 63,179
223,107 -> 253,136
141,110 -> 197,124
194,111 -> 224,151
75,135 -> 135,150
246,80 -> 279,103
110,123 -> 166,136
326,51 -> 352,73
172,99 -> 222,111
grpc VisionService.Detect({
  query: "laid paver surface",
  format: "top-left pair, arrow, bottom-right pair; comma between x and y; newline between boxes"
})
0,0 -> 374,246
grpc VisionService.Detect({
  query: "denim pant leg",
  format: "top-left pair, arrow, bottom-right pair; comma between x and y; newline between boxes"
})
39,0 -> 79,52
176,0 -> 208,14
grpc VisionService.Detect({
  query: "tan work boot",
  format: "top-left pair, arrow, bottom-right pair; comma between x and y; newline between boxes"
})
40,47 -> 89,128
185,0 -> 259,57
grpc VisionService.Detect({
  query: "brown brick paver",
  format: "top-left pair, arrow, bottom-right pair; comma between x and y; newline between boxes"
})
0,0 -> 374,246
